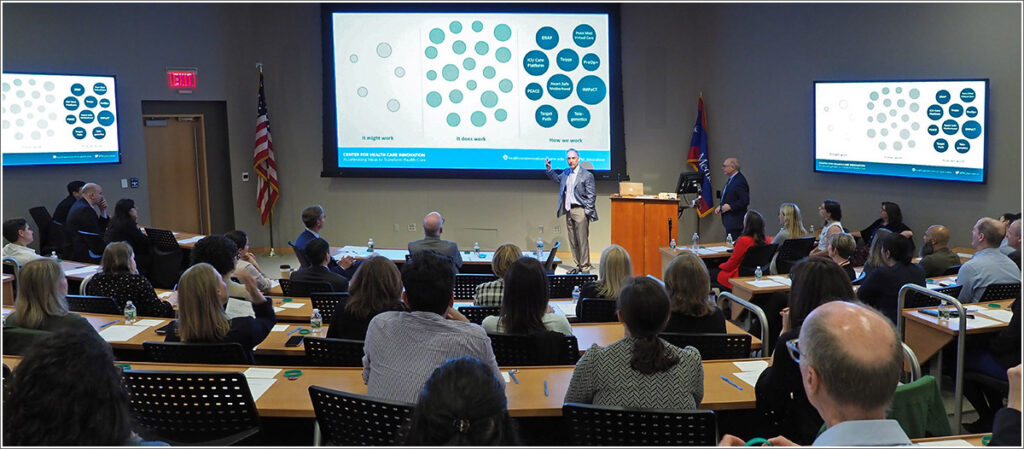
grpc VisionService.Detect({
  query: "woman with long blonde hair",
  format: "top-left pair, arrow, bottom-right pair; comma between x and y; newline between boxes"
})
770,203 -> 809,274
6,258 -> 97,337
576,245 -> 633,317
663,252 -> 725,334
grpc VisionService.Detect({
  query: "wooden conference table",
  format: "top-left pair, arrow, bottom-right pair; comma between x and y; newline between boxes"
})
901,298 -> 1014,363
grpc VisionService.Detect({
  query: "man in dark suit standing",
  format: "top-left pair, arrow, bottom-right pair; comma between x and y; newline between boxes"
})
66,183 -> 110,261
546,149 -> 597,274
294,205 -> 358,278
290,237 -> 349,292
53,180 -> 85,225
714,157 -> 749,240
408,211 -> 462,272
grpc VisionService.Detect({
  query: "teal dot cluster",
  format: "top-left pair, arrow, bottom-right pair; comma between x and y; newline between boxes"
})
424,19 -> 513,127
521,24 -> 605,129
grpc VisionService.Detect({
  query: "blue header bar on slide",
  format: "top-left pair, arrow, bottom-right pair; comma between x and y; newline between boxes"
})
816,159 -> 982,182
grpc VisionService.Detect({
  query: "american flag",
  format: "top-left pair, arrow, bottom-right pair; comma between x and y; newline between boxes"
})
254,71 -> 279,226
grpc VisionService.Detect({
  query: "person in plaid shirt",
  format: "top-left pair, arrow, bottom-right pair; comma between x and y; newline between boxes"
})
473,243 -> 522,306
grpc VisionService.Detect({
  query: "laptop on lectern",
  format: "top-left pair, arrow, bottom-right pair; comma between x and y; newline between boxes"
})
619,182 -> 643,196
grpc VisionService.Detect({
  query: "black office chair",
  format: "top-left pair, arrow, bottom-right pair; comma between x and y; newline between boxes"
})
658,333 -> 753,360
488,332 -> 580,366
310,292 -> 350,322
774,237 -> 815,274
144,228 -> 184,289
902,288 -> 942,309
453,273 -> 498,301
548,274 -> 597,298
577,298 -> 618,323
71,230 -> 103,264
456,305 -> 501,325
979,282 -> 1021,302
2,257 -> 19,275
544,240 -> 562,274
124,370 -> 262,445
942,264 -> 962,276
308,386 -> 414,446
65,294 -> 123,315
289,241 -> 310,268
563,402 -> 718,446
737,243 -> 778,277
28,206 -> 60,257
280,279 -> 334,297
142,341 -> 251,365
303,336 -> 365,367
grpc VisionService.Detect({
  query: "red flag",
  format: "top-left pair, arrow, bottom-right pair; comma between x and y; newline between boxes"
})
254,71 -> 279,226
686,96 -> 714,217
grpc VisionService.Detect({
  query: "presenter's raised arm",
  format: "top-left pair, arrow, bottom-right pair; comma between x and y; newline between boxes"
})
545,158 -> 560,183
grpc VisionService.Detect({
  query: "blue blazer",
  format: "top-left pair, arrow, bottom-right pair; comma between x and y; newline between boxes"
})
293,229 -> 358,278
720,172 -> 749,232
547,166 -> 598,221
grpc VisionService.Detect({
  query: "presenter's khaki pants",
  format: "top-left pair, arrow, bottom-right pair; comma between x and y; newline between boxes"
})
566,206 -> 591,273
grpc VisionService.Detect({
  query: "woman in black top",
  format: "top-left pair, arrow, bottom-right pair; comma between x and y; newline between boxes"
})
852,201 -> 914,248
754,257 -> 855,444
856,233 -> 926,324
662,252 -> 726,334
103,199 -> 151,274
327,255 -> 406,341
825,232 -> 858,282
85,241 -> 174,317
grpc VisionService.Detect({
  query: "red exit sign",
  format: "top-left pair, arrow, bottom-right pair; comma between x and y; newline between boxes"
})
166,69 -> 197,89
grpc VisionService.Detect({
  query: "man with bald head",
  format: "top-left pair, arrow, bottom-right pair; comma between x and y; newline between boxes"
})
1005,219 -> 1021,268
714,157 -> 749,241
65,182 -> 110,262
957,217 -> 1021,303
408,211 -> 462,272
919,225 -> 960,277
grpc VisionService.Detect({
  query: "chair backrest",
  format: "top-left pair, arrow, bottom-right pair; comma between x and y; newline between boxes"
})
28,206 -> 53,232
308,385 -> 414,446
144,227 -> 181,252
658,333 -> 752,360
28,206 -> 56,254
548,274 -> 598,298
145,246 -> 184,290
310,292 -> 350,322
289,241 -> 311,268
544,240 -> 562,274
78,272 -> 96,295
280,278 -> 334,297
456,305 -> 501,325
577,298 -> 618,323
902,288 -> 942,309
453,273 -> 498,301
738,243 -> 779,277
123,370 -> 261,445
303,336 -> 365,367
935,285 -> 962,298
2,257 -> 19,275
488,332 -> 580,366
142,341 -> 251,365
979,282 -> 1021,302
72,230 -> 103,263
563,402 -> 718,446
941,264 -> 962,276
774,237 -> 816,274
65,294 -> 123,315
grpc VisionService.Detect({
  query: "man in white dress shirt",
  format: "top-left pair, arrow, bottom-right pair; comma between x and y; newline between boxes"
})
546,149 -> 597,274
2,217 -> 43,267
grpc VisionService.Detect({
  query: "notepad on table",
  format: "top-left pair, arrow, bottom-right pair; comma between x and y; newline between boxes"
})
280,302 -> 305,309
99,325 -> 150,342
271,324 -> 289,332
978,309 -> 1013,322
176,236 -> 204,244
272,307 -> 285,313
245,378 -> 276,401
555,302 -> 577,317
767,276 -> 792,286
705,246 -> 731,253
64,266 -> 100,276
732,360 -> 770,387
132,319 -> 164,327
749,279 -> 784,288
243,367 -> 281,379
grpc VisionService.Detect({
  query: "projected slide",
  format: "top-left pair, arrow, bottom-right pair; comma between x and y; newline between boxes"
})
1,73 -> 120,166
815,80 -> 986,182
330,12 -> 612,170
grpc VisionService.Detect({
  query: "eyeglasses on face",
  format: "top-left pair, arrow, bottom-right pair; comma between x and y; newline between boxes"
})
785,338 -> 802,363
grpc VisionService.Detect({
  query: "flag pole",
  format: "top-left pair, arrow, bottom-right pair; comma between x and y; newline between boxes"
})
257,62 -> 278,258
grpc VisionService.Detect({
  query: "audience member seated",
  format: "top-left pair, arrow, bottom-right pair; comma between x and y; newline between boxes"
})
808,199 -> 843,257
918,224 -> 959,277
564,276 -> 703,409
362,250 -> 500,403
723,301 -> 909,446
404,357 -> 521,445
1004,219 -> 1021,268
957,217 -> 1021,303
857,233 -> 926,324
2,217 -> 42,266
826,232 -> 857,282
769,203 -> 809,274
482,257 -> 572,336
52,179 -> 85,225
224,230 -> 272,292
962,297 -> 1019,433
164,263 -> 275,364
191,235 -> 261,307
2,329 -> 166,445
5,259 -> 98,338
291,238 -> 350,292
85,242 -> 174,318
990,364 -> 1022,447
576,244 -> 632,316
294,205 -> 358,277
851,201 -> 915,246
754,257 -> 854,444
662,252 -> 725,334
860,228 -> 893,275
998,212 -> 1021,254
103,198 -> 151,274
65,182 -> 110,241
716,210 -> 770,289
473,243 -> 522,306
326,255 -> 406,340
408,211 -> 462,272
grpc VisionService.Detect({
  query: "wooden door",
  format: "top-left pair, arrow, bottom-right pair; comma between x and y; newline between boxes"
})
142,115 -> 211,234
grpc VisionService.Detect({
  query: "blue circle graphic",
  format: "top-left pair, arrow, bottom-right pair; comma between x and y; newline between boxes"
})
425,46 -> 438,59
427,70 -> 437,80
71,83 -> 85,96
429,28 -> 445,44
933,139 -> 948,152
525,82 -> 543,100
450,90 -> 464,104
557,49 -> 579,71
568,105 -> 590,129
535,104 -> 558,128
463,58 -> 476,70
442,64 -> 460,81
475,41 -> 489,56
466,80 -> 477,90
494,24 -> 512,41
426,91 -> 442,107
483,66 -> 496,79
936,90 -> 950,104
481,91 -> 499,108
65,115 -> 77,124
453,40 -> 466,54
926,105 -> 943,120
927,124 -> 939,135
536,26 -> 559,50
99,98 -> 111,108
450,21 -> 463,33
523,50 -> 549,76
84,96 -> 97,108
941,119 -> 959,135
961,120 -> 982,139
471,111 -> 487,127
72,127 -> 87,139
955,139 -> 970,153
64,96 -> 79,110
965,106 -> 978,117
576,75 -> 607,105
495,47 -> 511,63
472,21 -> 483,32
948,104 -> 963,118
499,79 -> 513,93
573,24 -> 596,47
92,127 -> 106,139
581,53 -> 601,71
93,83 -> 107,95
547,74 -> 573,100
495,109 -> 508,122
447,113 -> 461,127
97,110 -> 115,126
79,110 -> 95,124
960,88 -> 976,102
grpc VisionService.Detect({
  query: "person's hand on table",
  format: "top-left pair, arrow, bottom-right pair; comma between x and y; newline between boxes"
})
718,434 -> 747,446
445,306 -> 469,322
338,255 -> 356,270
165,291 -> 179,307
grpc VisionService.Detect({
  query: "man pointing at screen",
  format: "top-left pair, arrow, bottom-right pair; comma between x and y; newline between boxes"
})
546,149 -> 597,274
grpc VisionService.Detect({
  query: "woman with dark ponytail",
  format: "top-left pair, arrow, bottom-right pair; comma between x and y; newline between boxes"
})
564,276 -> 704,409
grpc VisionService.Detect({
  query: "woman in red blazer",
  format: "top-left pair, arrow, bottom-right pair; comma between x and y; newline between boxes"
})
717,210 -> 770,288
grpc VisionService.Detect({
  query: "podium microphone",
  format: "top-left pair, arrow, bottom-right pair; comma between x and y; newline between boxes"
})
668,218 -> 673,242
616,172 -> 621,184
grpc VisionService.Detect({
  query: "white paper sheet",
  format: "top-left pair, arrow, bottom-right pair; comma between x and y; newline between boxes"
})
748,280 -> 784,288
977,309 -> 1013,323
956,252 -> 974,259
176,236 -> 204,244
243,368 -> 281,379
64,266 -> 100,276
953,316 -> 1005,330
501,372 -> 511,383
915,439 -> 974,447
555,302 -> 577,317
157,291 -> 173,299
268,279 -> 280,289
271,324 -> 289,332
705,246 -> 731,253
225,298 -> 255,319
280,302 -> 305,309
99,325 -> 149,342
733,371 -> 762,387
132,319 -> 164,327
245,378 -> 276,401
767,276 -> 792,286
733,360 -> 769,372
273,307 -> 285,313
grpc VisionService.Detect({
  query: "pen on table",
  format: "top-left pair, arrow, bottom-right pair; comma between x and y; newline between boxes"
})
543,380 -> 549,397
720,375 -> 743,391
508,370 -> 519,384
287,327 -> 303,336
98,319 -> 120,329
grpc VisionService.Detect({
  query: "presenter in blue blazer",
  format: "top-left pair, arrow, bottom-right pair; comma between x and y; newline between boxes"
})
546,149 -> 598,274
294,205 -> 359,279
714,157 -> 750,241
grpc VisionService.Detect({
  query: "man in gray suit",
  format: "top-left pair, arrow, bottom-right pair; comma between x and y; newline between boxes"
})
408,211 -> 463,272
546,149 -> 598,274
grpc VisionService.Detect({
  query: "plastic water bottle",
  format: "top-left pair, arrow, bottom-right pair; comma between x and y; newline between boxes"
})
726,233 -> 734,247
809,224 -> 816,237
572,285 -> 581,304
754,266 -> 763,281
310,308 -> 323,333
124,301 -> 137,325
669,238 -> 677,250
691,232 -> 700,251
937,302 -> 951,322
367,238 -> 374,253
474,242 -> 481,258
49,251 -> 61,262
536,237 -> 544,259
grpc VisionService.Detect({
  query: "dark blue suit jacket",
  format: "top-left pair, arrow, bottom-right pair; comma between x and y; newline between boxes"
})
294,229 -> 358,278
720,172 -> 749,233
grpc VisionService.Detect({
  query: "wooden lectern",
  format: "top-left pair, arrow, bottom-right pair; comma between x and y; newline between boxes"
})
610,195 -> 680,277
